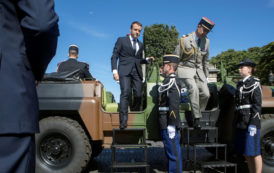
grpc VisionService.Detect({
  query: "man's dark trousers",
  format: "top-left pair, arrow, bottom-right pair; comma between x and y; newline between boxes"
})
0,134 -> 35,173
119,65 -> 142,126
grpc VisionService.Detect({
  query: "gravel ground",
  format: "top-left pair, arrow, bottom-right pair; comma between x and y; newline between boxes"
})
84,144 -> 247,173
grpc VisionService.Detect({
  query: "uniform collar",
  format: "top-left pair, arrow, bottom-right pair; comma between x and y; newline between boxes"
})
242,75 -> 251,82
193,32 -> 199,42
168,73 -> 176,78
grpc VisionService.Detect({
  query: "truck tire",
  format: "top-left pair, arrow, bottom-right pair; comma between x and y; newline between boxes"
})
261,114 -> 274,173
35,116 -> 91,173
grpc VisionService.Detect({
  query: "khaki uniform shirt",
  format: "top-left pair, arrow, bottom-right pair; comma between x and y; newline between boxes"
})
174,32 -> 209,82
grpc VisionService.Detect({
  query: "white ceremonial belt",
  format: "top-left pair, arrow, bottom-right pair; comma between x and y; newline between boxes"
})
236,104 -> 252,110
159,107 -> 169,111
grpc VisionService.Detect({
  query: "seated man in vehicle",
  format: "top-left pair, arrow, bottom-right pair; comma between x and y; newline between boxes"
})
57,44 -> 95,80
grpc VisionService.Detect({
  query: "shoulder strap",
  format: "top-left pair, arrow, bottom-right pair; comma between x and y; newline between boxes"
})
180,36 -> 195,55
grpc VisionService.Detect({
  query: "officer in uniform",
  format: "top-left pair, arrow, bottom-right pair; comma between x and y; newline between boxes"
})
174,17 -> 215,128
158,55 -> 182,173
57,44 -> 95,80
234,59 -> 262,173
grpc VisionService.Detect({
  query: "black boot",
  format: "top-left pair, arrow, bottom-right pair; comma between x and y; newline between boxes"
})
119,115 -> 128,129
119,123 -> 127,129
194,118 -> 201,129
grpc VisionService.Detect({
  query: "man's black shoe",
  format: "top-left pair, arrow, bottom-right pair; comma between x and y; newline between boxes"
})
194,118 -> 201,129
119,124 -> 127,129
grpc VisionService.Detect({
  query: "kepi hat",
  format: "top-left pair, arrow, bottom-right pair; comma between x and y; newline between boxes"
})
238,59 -> 256,67
163,54 -> 180,64
199,17 -> 215,31
69,44 -> 79,54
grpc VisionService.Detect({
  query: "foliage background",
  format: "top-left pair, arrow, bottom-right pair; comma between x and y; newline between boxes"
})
211,42 -> 274,85
143,24 -> 179,68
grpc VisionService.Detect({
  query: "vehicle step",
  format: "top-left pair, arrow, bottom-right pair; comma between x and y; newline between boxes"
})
112,162 -> 149,168
112,144 -> 147,148
200,161 -> 237,168
112,128 -> 146,145
184,126 -> 218,130
113,128 -> 146,131
194,143 -> 226,148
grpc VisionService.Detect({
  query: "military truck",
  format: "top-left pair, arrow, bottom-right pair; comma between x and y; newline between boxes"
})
35,67 -> 274,173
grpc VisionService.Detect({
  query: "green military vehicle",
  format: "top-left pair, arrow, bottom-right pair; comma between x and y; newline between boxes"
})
36,67 -> 274,173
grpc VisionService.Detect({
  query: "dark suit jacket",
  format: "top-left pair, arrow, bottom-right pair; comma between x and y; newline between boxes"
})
111,36 -> 147,78
0,0 -> 59,134
57,58 -> 94,79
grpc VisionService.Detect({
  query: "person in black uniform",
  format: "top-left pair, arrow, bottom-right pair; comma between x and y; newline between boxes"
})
158,55 -> 182,173
0,0 -> 59,173
234,59 -> 262,173
57,44 -> 95,80
111,21 -> 154,129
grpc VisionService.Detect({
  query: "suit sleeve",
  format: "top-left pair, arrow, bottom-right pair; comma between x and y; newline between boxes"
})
167,85 -> 180,126
83,64 -> 95,79
249,83 -> 262,127
17,0 -> 59,81
111,37 -> 122,71
140,50 -> 149,64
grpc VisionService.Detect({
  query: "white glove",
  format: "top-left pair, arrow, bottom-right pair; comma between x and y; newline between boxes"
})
248,125 -> 257,136
167,125 -> 176,139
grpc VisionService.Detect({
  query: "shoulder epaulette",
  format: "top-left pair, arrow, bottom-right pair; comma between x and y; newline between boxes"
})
254,77 -> 260,81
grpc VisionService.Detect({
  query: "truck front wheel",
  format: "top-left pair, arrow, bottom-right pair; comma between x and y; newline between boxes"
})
261,114 -> 274,173
35,116 -> 91,173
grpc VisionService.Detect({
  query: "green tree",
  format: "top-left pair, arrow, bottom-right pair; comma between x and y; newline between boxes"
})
211,42 -> 274,85
143,24 -> 179,67
211,48 -> 261,78
256,42 -> 274,85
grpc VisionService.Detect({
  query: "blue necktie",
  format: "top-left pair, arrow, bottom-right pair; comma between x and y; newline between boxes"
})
133,39 -> 137,52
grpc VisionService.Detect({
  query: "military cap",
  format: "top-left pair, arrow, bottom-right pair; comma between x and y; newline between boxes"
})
163,54 -> 180,64
69,44 -> 79,53
238,59 -> 256,67
199,17 -> 215,31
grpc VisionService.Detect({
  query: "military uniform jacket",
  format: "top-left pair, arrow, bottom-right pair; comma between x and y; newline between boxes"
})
158,73 -> 182,130
235,76 -> 262,129
174,32 -> 209,82
57,58 -> 94,80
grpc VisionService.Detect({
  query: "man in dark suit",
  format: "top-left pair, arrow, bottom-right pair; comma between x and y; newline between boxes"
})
111,21 -> 153,129
57,44 -> 95,80
0,0 -> 59,172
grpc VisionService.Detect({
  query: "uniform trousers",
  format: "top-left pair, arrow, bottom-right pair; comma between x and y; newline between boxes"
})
161,129 -> 182,173
0,134 -> 35,173
119,65 -> 142,125
181,76 -> 209,119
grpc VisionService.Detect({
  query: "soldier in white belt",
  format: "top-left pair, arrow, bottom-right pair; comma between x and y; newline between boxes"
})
174,17 -> 215,128
234,59 -> 262,173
